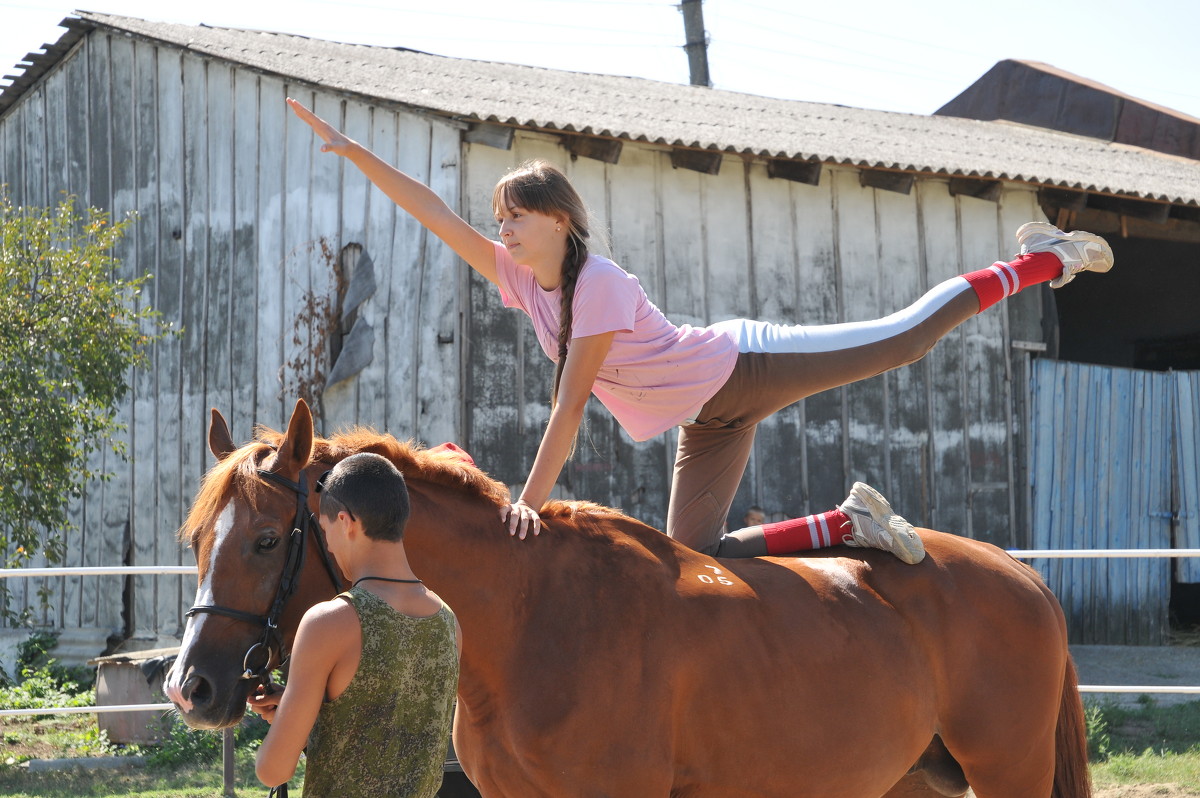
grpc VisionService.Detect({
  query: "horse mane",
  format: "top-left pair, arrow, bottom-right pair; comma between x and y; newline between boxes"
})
179,425 -> 514,541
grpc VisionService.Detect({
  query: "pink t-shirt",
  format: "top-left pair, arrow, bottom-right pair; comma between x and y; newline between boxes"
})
493,242 -> 738,442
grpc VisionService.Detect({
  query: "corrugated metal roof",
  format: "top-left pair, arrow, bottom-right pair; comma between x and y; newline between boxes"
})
4,11 -> 1199,207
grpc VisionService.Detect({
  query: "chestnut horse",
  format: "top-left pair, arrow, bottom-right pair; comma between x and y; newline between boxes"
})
165,399 -> 1090,798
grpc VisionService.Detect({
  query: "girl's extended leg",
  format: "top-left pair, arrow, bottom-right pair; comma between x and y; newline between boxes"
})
665,224 -> 1113,559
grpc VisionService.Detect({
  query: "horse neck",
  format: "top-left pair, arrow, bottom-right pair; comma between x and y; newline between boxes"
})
401,481 -> 525,628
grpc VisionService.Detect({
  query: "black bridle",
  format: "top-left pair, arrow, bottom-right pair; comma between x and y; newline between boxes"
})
186,468 -> 343,683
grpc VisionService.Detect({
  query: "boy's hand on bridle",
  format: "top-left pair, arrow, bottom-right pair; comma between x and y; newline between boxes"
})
248,682 -> 284,724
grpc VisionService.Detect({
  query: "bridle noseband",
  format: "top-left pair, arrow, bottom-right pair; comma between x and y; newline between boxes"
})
186,467 -> 343,683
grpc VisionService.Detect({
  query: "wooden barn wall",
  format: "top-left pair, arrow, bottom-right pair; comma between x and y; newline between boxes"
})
463,129 -> 1046,544
0,32 -> 1053,645
0,32 -> 464,642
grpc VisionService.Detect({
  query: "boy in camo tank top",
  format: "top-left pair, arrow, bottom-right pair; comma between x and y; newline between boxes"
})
249,453 -> 460,798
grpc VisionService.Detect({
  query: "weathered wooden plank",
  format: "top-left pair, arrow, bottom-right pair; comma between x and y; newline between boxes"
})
352,105 -> 400,429
229,68 -> 261,442
153,48 -> 186,636
62,52 -> 89,199
958,192 -> 1009,545
130,39 -> 160,639
178,53 -> 212,618
255,76 -> 288,430
0,106 -> 16,194
99,33 -> 136,638
43,60 -> 67,206
791,165 -> 838,518
20,84 -> 45,207
658,159 -> 706,327
701,158 -> 751,323
461,135 -> 516,475
80,34 -> 114,628
916,179 -> 968,534
48,45 -> 96,621
322,99 -> 372,431
302,92 -> 344,433
416,117 -> 465,449
837,169 -> 887,501
875,185 -> 928,524
277,84 -> 317,431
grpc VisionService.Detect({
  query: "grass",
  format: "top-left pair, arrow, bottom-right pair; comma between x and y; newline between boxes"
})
1088,696 -> 1200,790
0,712 -> 302,797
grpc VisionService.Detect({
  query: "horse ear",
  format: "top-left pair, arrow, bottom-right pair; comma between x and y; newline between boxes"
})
279,398 -> 315,474
209,409 -> 237,461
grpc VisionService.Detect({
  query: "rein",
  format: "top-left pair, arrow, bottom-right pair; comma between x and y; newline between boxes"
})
186,467 -> 343,683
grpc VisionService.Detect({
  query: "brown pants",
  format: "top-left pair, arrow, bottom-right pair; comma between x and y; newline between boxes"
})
666,285 -> 979,553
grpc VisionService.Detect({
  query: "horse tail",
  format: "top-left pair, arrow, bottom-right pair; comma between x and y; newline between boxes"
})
1052,654 -> 1093,798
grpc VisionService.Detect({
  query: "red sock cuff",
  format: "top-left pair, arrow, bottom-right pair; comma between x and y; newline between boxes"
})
762,510 -> 850,555
962,252 -> 1063,312
1010,251 -> 1066,284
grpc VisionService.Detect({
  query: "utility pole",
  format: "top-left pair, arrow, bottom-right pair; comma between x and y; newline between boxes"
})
679,0 -> 711,87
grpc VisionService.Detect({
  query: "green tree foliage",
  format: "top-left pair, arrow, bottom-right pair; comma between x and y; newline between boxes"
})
0,189 -> 173,585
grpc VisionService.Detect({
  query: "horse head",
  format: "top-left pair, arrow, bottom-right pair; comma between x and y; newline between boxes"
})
164,399 -> 344,729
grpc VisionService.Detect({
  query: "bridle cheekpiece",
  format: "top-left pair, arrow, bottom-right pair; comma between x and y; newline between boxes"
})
185,466 -> 342,683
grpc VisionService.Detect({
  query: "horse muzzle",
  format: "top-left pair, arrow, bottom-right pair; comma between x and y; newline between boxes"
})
165,657 -> 255,730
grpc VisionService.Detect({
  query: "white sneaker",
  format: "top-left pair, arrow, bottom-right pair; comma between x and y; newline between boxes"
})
1015,222 -> 1114,288
839,482 -> 925,565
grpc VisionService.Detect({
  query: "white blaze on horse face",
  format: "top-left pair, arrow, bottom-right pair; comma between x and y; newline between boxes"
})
165,502 -> 236,712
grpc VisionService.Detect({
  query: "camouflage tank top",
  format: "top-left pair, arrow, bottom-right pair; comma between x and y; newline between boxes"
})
303,586 -> 458,798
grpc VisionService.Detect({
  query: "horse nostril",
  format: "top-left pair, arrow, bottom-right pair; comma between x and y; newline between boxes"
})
182,673 -> 213,708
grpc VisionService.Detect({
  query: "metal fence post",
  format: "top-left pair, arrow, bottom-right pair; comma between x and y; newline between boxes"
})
224,727 -> 236,797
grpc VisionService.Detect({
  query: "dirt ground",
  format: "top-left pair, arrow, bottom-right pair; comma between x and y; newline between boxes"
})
1072,644 -> 1200,708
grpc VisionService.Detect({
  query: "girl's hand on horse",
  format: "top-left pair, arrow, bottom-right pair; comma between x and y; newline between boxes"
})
501,499 -> 541,540
287,98 -> 355,157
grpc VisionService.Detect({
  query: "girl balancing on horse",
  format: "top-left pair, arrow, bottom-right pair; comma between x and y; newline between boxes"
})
288,98 -> 1113,566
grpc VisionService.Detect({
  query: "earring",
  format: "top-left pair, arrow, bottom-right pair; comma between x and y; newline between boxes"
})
556,225 -> 562,232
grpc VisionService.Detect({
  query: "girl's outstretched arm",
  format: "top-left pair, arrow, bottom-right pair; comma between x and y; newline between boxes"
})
502,331 -> 616,539
287,97 -> 498,285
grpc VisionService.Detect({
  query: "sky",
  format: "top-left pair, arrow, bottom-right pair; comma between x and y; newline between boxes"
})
1,0 -> 1199,121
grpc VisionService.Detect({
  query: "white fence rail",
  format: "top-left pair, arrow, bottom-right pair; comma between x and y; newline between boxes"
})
0,704 -> 175,717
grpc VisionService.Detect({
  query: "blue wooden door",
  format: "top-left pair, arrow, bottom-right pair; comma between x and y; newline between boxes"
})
1028,359 -> 1175,644
1177,372 -> 1200,583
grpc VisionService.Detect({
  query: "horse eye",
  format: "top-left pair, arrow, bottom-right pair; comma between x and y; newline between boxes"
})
257,536 -> 280,554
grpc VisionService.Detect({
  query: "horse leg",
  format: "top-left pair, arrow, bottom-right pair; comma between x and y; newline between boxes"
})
943,721 -> 1057,798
